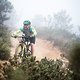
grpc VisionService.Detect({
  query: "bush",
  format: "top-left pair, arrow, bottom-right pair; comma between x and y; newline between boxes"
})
0,52 -> 10,60
8,56 -> 72,80
0,61 -> 14,80
7,68 -> 25,80
68,42 -> 80,80
0,26 -> 11,60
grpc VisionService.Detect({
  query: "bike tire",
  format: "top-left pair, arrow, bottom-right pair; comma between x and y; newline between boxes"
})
23,45 -> 32,57
14,44 -> 24,59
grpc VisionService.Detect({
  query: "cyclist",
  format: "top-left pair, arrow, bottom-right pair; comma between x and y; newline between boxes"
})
13,20 -> 37,55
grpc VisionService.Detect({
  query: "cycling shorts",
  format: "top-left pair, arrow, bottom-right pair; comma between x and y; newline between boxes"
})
25,36 -> 36,44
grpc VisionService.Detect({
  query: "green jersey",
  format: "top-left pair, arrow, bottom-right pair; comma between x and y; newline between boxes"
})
20,26 -> 37,37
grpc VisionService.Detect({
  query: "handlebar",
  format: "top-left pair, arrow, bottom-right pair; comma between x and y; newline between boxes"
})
12,35 -> 30,43
11,35 -> 29,39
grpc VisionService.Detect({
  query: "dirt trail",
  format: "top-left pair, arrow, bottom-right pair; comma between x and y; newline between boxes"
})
11,38 -> 62,60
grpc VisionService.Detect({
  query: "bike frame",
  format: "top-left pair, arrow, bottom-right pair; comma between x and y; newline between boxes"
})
14,35 -> 32,58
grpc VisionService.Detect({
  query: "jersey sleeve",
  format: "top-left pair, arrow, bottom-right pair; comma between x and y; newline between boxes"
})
12,27 -> 23,36
30,26 -> 37,36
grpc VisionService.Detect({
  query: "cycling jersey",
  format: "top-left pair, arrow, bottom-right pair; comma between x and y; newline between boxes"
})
12,26 -> 37,37
20,26 -> 37,37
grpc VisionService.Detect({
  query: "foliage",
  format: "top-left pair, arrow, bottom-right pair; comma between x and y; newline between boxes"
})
0,61 -> 14,80
68,42 -> 80,80
53,11 -> 73,30
0,25 -> 11,60
7,68 -> 25,80
0,0 -> 12,60
0,0 -> 13,25
8,56 -> 73,80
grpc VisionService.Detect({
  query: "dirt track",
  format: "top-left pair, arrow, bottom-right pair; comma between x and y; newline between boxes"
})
11,38 -> 62,60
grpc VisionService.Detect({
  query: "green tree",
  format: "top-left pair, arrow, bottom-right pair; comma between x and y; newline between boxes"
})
53,11 -> 73,31
69,42 -> 80,80
0,0 -> 13,25
0,25 -> 11,60
49,11 -> 76,54
0,0 -> 13,60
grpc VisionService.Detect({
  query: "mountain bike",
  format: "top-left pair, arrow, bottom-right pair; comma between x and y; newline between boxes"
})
11,35 -> 39,66
13,35 -> 32,61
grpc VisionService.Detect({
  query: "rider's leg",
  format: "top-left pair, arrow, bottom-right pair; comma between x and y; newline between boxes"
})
30,43 -> 34,55
30,36 -> 35,55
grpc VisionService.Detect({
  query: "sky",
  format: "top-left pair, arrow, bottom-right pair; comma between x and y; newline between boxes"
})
9,0 -> 80,27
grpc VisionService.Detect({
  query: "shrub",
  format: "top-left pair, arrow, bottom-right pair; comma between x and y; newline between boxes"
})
0,26 -> 11,60
68,42 -> 80,80
9,56 -> 72,80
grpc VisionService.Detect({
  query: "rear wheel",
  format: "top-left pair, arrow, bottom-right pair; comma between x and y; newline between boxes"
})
21,45 -> 32,64
26,44 -> 32,56
23,45 -> 32,57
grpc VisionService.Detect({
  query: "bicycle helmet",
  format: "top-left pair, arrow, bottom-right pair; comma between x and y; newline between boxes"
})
23,20 -> 31,25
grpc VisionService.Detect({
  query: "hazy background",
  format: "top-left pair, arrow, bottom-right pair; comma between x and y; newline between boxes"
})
6,0 -> 80,54
9,0 -> 80,27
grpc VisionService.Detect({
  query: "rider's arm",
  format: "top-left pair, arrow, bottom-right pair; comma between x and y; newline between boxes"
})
12,27 -> 23,37
29,26 -> 37,37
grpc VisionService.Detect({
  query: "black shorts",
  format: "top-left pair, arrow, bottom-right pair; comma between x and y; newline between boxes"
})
25,36 -> 36,44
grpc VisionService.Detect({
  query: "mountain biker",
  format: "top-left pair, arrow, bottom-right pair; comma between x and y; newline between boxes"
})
13,20 -> 37,55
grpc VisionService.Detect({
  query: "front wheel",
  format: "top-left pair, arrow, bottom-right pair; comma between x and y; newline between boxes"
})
14,44 -> 24,60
